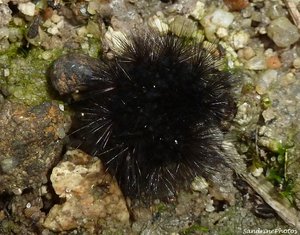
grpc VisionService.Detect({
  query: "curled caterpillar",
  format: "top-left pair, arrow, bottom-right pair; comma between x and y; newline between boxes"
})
50,32 -> 237,201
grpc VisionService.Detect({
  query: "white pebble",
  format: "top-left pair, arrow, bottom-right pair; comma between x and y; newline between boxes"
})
293,57 -> 300,69
205,199 -> 215,212
56,20 -> 64,29
42,51 -> 52,60
245,54 -> 267,70
12,188 -> 23,195
210,9 -> 234,28
18,2 -> 36,16
4,68 -> 10,77
190,1 -> 205,20
59,104 -> 65,111
47,26 -> 59,35
51,14 -> 62,24
231,31 -> 250,49
216,27 -> 228,38
191,176 -> 209,192
251,167 -> 263,177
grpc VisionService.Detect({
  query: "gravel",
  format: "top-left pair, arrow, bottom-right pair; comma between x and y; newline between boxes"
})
0,0 -> 300,234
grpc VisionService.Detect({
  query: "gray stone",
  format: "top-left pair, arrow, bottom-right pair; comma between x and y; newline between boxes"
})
267,17 -> 300,47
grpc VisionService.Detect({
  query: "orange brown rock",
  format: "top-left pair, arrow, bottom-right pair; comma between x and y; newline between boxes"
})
266,55 -> 282,69
224,0 -> 249,11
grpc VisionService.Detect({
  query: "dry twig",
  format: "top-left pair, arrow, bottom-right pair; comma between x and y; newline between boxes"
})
284,0 -> 300,29
241,173 -> 300,231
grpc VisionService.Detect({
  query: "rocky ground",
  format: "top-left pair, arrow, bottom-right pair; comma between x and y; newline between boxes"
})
0,0 -> 300,234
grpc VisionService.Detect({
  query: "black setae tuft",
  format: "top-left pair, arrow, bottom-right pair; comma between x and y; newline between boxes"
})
50,33 -> 236,200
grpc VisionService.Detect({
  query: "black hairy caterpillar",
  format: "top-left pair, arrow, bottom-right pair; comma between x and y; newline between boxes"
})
50,32 -> 237,201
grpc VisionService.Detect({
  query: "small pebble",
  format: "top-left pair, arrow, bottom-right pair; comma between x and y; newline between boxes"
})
47,26 -> 59,35
258,125 -> 267,136
0,158 -> 15,173
3,68 -> 10,77
257,27 -> 267,34
87,0 -> 102,15
205,199 -> 215,212
190,1 -> 205,20
251,167 -> 263,177
293,57 -> 300,69
216,27 -> 228,38
58,104 -> 65,111
12,188 -> 23,195
280,72 -> 296,86
86,20 -> 101,38
230,30 -> 250,49
245,54 -> 267,70
251,11 -> 262,23
224,0 -> 249,11
235,102 -> 252,125
18,2 -> 36,16
242,5 -> 253,18
262,109 -> 276,122
0,27 -> 9,40
210,9 -> 234,28
267,4 -> 286,20
43,19 -> 52,28
241,47 -> 256,60
76,26 -> 88,37
42,51 -> 52,60
255,69 -> 277,95
13,17 -> 24,26
56,20 -> 64,29
191,176 -> 209,192
0,3 -> 12,26
51,14 -> 61,24
266,55 -> 281,69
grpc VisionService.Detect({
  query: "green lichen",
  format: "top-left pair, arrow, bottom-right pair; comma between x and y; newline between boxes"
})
180,223 -> 209,235
0,220 -> 22,234
261,95 -> 272,110
0,47 -> 63,106
241,83 -> 255,94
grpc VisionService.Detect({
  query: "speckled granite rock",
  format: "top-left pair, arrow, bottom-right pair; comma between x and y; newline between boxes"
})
0,101 -> 69,194
43,149 -> 130,233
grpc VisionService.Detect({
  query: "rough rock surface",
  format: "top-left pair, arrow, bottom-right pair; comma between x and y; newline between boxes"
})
0,101 -> 69,194
43,149 -> 130,233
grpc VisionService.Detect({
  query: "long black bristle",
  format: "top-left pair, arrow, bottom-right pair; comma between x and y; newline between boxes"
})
51,32 -> 236,200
